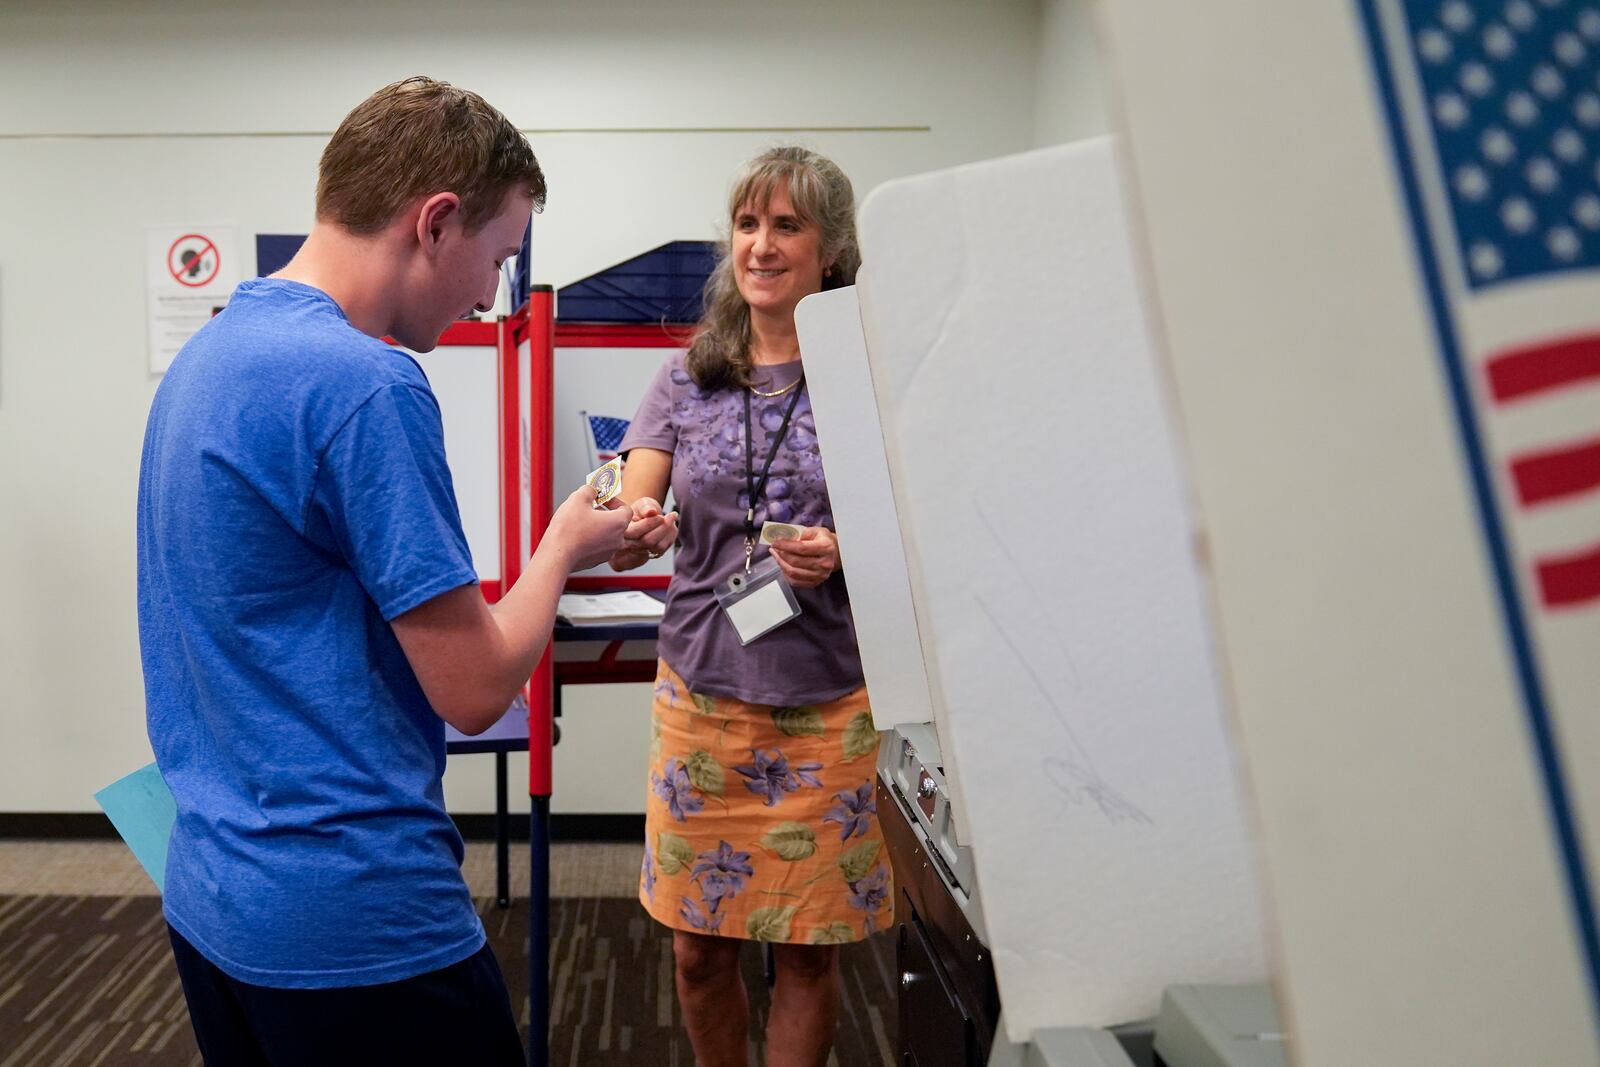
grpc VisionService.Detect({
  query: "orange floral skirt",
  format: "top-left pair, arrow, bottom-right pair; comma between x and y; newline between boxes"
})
639,660 -> 893,944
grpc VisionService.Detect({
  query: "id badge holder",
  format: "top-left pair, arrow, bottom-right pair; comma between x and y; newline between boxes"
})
715,556 -> 802,645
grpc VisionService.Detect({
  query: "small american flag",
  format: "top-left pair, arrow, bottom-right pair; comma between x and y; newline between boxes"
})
1361,0 -> 1600,1014
582,412 -> 631,466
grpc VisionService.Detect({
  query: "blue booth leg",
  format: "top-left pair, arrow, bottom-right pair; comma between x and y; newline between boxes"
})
527,795 -> 550,1067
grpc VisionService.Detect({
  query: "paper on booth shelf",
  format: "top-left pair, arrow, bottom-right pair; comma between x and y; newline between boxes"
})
556,590 -> 665,625
794,286 -> 937,731
854,139 -> 1267,1036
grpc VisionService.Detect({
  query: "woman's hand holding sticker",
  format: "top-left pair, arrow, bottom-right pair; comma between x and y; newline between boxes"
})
767,526 -> 839,588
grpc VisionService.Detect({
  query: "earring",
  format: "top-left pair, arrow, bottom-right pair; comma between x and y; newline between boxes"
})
824,266 -> 834,278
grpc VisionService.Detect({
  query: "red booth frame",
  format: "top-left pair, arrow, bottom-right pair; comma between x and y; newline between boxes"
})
440,291 -> 684,1067
445,296 -> 681,796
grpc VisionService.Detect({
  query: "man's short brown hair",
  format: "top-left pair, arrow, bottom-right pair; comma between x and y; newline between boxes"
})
317,76 -> 547,235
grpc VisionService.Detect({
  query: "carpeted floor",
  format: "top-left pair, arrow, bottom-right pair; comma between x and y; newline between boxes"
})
0,894 -> 898,1066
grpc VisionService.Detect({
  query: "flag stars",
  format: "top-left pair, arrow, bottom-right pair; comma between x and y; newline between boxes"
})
1456,165 -> 1492,200
1483,23 -> 1518,59
1574,93 -> 1600,126
1533,64 -> 1566,99
1436,92 -> 1471,127
1460,61 -> 1495,96
1412,3 -> 1600,283
1419,27 -> 1453,62
1555,32 -> 1588,66
1552,128 -> 1586,163
1481,126 -> 1518,164
1470,241 -> 1505,278
1442,1 -> 1476,32
1526,157 -> 1561,193
1573,195 -> 1600,229
1506,90 -> 1541,125
1502,196 -> 1538,234
1546,226 -> 1582,260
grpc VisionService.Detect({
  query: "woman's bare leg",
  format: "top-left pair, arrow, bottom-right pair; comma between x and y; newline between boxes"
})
766,943 -> 840,1067
672,930 -> 749,1067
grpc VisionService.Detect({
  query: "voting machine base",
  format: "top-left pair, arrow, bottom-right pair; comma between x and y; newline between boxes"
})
879,724 -> 999,1066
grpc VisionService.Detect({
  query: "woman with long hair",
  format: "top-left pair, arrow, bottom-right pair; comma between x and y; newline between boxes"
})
611,146 -> 890,1066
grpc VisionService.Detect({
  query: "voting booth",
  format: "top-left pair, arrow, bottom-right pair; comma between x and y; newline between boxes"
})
416,242 -> 720,745
798,138 -> 1271,1067
550,242 -> 713,591
546,245 -> 710,692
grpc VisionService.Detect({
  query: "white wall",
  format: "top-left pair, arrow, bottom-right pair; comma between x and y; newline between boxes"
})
1034,0 -> 1109,147
0,0 -> 1092,814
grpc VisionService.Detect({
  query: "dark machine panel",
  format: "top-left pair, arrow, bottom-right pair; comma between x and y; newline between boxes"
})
899,915 -> 986,1067
879,770 -> 999,1066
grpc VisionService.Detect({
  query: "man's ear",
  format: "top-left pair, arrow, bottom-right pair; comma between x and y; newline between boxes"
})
415,192 -> 463,255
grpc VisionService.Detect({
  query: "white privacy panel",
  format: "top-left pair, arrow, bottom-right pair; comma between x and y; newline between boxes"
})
796,286 -> 935,730
854,139 -> 1267,1037
406,343 -> 501,583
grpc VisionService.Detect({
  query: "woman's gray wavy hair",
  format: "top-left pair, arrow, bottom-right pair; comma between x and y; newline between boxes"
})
685,146 -> 859,391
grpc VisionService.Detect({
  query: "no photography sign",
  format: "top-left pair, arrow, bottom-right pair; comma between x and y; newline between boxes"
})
167,234 -> 221,289
147,225 -> 238,373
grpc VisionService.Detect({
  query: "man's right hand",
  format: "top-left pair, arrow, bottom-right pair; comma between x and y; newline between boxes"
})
547,485 -> 632,572
392,485 -> 627,736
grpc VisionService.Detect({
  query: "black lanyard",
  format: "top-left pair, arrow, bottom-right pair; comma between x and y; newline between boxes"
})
742,378 -> 805,569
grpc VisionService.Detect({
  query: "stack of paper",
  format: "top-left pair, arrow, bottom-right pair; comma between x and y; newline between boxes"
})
556,590 -> 666,625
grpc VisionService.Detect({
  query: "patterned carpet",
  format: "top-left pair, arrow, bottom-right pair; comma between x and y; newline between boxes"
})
0,894 -> 898,1066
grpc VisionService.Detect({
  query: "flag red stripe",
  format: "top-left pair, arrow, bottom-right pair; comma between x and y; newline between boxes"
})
1537,541 -> 1600,609
1510,436 -> 1600,507
1487,335 -> 1600,403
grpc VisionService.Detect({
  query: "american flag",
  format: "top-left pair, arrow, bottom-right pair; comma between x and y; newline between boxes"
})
1361,0 -> 1600,1013
582,411 -> 630,466
1370,0 -> 1600,610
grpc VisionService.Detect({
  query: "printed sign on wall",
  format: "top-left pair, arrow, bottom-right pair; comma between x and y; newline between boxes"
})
146,226 -> 240,373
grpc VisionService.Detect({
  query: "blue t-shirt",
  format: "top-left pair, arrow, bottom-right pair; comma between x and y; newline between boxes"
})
136,278 -> 483,988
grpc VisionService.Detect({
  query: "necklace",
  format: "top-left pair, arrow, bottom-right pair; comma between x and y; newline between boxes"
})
748,376 -> 801,398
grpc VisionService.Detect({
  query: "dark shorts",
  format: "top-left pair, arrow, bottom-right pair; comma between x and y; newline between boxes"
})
168,925 -> 523,1067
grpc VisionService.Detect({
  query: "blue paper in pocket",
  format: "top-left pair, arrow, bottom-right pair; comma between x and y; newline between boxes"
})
93,762 -> 176,893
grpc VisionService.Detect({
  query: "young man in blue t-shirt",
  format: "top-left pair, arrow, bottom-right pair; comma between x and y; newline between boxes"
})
136,76 -> 630,1065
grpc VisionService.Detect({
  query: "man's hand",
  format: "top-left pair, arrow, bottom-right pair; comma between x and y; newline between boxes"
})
768,526 -> 839,588
547,485 -> 632,572
610,496 -> 680,572
391,486 -> 628,736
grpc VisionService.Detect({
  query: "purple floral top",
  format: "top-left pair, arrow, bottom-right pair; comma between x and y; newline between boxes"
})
620,351 -> 864,705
